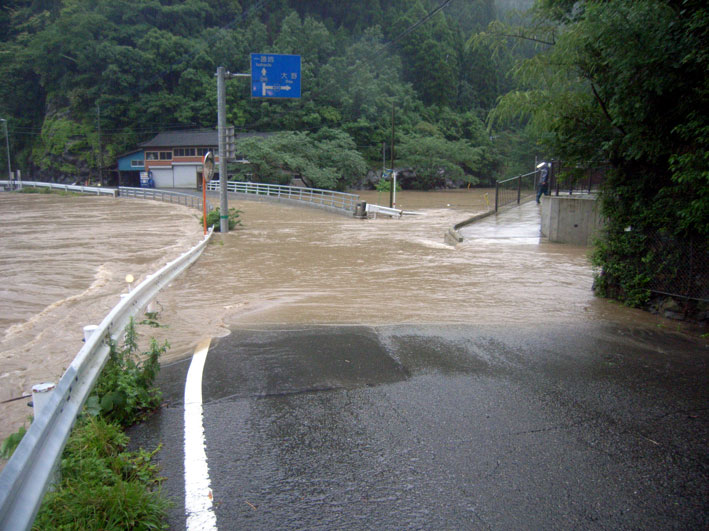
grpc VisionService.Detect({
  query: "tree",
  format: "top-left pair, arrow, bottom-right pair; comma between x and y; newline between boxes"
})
234,129 -> 366,190
397,133 -> 482,189
487,0 -> 709,305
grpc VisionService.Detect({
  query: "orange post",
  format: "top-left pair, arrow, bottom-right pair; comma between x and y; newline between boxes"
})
202,175 -> 207,235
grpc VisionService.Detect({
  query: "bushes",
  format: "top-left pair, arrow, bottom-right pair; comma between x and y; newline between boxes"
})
28,319 -> 171,529
86,319 -> 167,427
201,207 -> 242,232
33,417 -> 169,530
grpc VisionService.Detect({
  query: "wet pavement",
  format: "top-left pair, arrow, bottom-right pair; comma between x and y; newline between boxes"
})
123,194 -> 709,529
131,322 -> 708,530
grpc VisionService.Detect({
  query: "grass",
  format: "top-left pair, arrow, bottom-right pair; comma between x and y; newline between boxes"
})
1,319 -> 172,530
17,186 -> 80,196
33,416 -> 170,530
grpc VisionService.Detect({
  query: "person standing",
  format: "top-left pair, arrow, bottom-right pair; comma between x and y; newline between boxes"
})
536,162 -> 550,203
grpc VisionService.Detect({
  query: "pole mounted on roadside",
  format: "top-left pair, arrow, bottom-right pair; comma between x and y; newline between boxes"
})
216,67 -> 251,233
215,55 -> 299,231
0,118 -> 12,188
217,67 -> 229,233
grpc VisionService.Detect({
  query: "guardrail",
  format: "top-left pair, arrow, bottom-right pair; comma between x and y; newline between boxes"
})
495,171 -> 537,211
207,180 -> 359,214
0,180 -> 118,197
0,229 -> 214,530
118,186 -> 213,212
366,203 -> 402,217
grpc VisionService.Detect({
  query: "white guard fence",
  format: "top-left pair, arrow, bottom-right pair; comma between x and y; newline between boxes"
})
0,228 -> 214,530
0,180 -> 118,196
0,181 -> 213,212
119,186 -> 213,212
206,180 -> 359,214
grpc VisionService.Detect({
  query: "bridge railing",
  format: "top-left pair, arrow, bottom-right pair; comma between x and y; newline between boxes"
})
0,229 -> 214,530
207,181 -> 359,213
0,180 -> 118,197
119,186 -> 213,212
494,171 -> 538,211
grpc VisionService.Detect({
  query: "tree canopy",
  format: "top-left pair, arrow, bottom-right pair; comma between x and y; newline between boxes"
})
0,0 -> 532,188
483,0 -> 708,305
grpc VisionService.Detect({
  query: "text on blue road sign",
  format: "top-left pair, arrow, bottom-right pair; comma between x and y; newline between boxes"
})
251,53 -> 301,99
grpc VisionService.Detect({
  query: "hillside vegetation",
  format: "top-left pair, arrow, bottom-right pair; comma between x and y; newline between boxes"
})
0,0 -> 535,188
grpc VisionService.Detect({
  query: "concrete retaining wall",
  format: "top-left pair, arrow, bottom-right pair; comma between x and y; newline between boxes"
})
541,194 -> 603,246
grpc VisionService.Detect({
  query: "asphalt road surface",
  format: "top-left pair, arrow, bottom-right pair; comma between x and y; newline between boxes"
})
129,322 -> 708,530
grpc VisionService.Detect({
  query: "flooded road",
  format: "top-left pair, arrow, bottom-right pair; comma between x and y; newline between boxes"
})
0,193 -> 203,444
0,189 -> 670,446
152,189 -> 663,363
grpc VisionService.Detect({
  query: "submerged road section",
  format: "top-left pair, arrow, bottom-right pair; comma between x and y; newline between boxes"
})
130,322 -> 708,529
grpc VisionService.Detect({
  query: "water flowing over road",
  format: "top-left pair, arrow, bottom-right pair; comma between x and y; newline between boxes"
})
149,190 -> 661,363
0,193 -> 203,445
0,189 -> 678,454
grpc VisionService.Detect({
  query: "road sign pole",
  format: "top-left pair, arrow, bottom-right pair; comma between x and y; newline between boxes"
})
217,66 -> 228,233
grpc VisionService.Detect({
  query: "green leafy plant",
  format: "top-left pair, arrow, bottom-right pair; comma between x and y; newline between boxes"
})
86,318 -> 167,427
33,416 -> 170,530
375,177 -> 402,193
201,207 -> 242,232
0,423 -> 28,459
31,319 -> 172,529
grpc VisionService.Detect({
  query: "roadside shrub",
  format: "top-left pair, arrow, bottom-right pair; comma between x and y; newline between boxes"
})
33,417 -> 169,530
86,318 -> 167,427
201,207 -> 242,232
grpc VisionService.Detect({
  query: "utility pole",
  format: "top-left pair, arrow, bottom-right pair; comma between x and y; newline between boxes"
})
217,66 -> 229,233
96,102 -> 103,186
0,118 -> 11,188
382,141 -> 386,180
390,103 -> 395,208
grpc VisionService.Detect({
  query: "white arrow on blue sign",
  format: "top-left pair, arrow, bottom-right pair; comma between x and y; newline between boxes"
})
251,53 -> 301,99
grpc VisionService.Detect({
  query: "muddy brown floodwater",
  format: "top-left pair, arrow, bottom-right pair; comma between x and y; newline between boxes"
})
0,189 -> 669,452
150,189 -> 667,363
0,193 -> 203,447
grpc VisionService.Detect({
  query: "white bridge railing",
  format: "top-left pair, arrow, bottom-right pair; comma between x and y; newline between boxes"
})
207,180 -> 359,213
119,186 -> 213,212
0,180 -> 118,196
0,228 -> 214,530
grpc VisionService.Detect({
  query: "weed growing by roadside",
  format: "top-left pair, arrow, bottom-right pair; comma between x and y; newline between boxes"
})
200,206 -> 242,231
0,423 -> 27,460
85,318 -> 168,427
33,416 -> 170,530
22,318 -> 172,529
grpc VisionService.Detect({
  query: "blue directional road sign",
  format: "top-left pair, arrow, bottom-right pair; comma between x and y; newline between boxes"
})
251,53 -> 301,99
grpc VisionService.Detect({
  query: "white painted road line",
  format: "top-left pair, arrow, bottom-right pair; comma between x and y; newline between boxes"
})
184,337 -> 218,530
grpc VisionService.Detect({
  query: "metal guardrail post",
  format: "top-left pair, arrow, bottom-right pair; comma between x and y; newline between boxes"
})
517,175 -> 522,204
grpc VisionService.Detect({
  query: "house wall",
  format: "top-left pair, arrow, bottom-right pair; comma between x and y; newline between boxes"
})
144,149 -> 219,189
117,152 -> 145,172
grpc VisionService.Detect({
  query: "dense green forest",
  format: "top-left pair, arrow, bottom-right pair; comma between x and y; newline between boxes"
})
0,0 -> 537,188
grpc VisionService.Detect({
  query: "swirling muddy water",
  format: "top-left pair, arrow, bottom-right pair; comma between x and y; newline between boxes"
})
150,189 -> 663,360
0,189 -> 663,446
0,193 -> 203,445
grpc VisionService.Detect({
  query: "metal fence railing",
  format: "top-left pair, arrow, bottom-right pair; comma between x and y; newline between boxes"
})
550,161 -> 609,196
494,162 -> 609,212
0,229 -> 214,530
119,186 -> 213,212
494,171 -> 537,211
207,180 -> 359,213
0,180 -> 118,197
